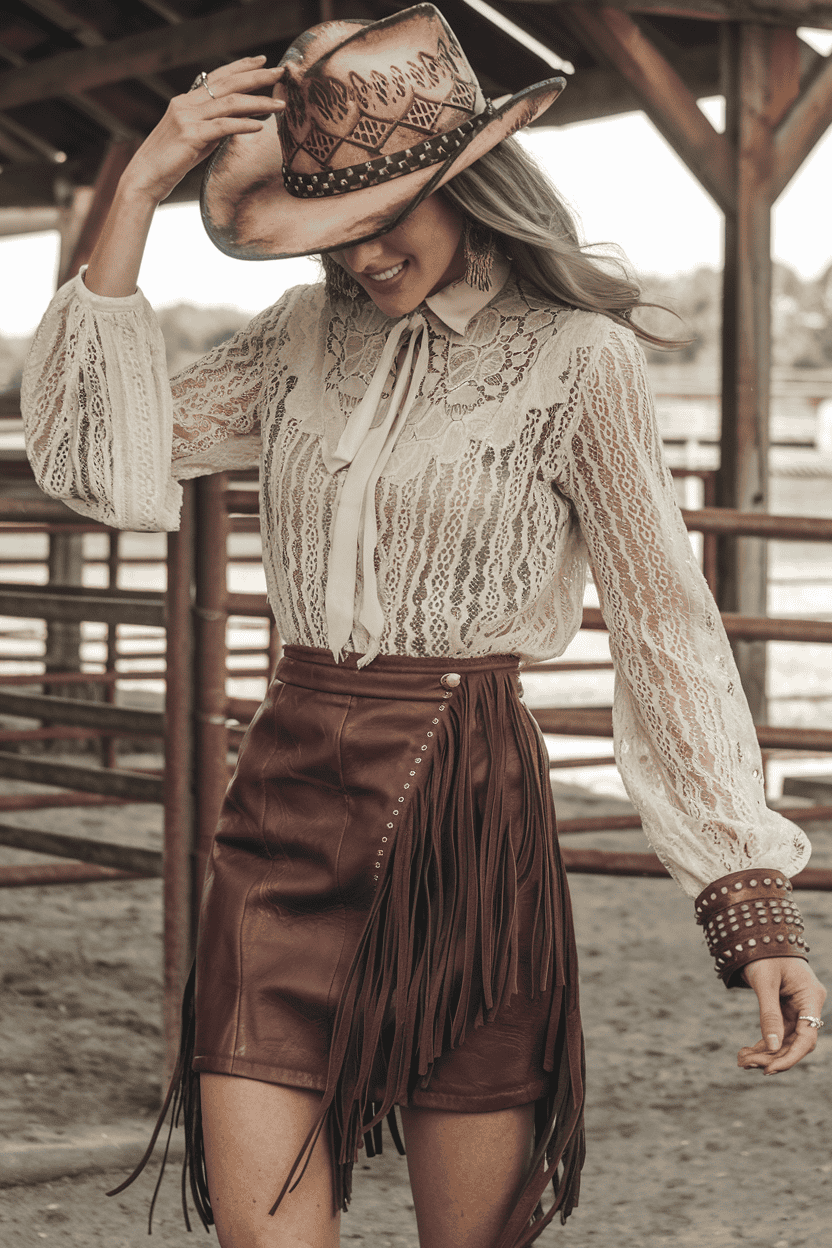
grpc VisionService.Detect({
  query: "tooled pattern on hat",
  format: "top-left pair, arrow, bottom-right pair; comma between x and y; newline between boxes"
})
21,272 -> 812,900
282,113 -> 490,198
280,35 -> 482,198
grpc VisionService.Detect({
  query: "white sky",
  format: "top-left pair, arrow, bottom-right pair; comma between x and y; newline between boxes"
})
1,57 -> 831,340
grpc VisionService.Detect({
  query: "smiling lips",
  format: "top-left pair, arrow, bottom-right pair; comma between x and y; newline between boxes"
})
364,262 -> 406,282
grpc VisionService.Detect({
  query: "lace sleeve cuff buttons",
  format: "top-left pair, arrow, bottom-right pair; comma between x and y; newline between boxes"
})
695,869 -> 809,989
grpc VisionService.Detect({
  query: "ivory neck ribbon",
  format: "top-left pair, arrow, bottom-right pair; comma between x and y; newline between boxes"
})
323,257 -> 511,666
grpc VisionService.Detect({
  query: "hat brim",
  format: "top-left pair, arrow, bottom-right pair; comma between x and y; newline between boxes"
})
200,78 -> 565,261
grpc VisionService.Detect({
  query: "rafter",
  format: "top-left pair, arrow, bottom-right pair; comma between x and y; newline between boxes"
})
519,1 -> 832,31
771,49 -> 832,198
558,5 -> 735,213
19,0 -> 174,102
0,30 -> 140,141
0,0 -> 314,112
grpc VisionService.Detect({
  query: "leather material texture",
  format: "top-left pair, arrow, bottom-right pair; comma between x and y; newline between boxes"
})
195,646 -> 560,1108
185,644 -> 585,1243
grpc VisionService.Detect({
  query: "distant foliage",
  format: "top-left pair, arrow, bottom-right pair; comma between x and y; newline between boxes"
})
642,262 -> 832,369
155,303 -> 250,376
2,268 -> 832,392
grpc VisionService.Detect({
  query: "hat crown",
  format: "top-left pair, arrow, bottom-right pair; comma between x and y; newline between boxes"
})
277,5 -> 486,193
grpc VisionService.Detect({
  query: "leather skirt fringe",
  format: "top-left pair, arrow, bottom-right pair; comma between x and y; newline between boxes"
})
110,646 -> 585,1248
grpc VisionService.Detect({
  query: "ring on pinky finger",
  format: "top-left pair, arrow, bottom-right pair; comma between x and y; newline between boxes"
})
797,1015 -> 825,1029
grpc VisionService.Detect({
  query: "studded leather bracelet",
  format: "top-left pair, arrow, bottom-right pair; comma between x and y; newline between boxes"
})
694,869 -> 810,989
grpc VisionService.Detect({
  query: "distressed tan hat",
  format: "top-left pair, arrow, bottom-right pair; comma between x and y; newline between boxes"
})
201,3 -> 565,260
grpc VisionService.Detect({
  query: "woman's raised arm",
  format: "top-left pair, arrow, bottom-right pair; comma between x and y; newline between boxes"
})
85,57 -> 284,298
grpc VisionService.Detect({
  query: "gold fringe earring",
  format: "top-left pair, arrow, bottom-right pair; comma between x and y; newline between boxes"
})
322,254 -> 361,301
462,220 -> 494,293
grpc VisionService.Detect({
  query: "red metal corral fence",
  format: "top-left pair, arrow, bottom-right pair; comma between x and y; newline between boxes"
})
1,456 -> 830,1071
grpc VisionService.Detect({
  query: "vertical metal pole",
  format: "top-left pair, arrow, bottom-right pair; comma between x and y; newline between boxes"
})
163,482 -> 195,1078
44,529 -> 85,699
102,531 -> 120,768
192,473 -> 230,938
702,472 -> 719,595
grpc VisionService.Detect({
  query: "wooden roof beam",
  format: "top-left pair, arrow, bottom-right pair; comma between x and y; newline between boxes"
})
0,0 -> 315,111
518,1 -> 832,32
18,0 -> 174,103
531,46 -> 720,126
771,48 -> 832,197
558,4 -> 735,213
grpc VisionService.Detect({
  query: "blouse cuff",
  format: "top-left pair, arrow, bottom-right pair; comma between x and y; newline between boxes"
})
72,266 -> 147,312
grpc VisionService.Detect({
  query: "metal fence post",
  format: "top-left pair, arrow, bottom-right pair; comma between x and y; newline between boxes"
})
163,482 -> 195,1078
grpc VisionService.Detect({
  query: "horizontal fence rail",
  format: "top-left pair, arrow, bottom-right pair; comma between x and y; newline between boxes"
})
0,583 -> 165,628
0,822 -> 161,875
0,689 -> 164,735
559,849 -> 830,890
0,751 -> 163,801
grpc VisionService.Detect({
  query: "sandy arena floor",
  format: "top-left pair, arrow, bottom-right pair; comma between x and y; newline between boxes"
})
0,780 -> 830,1248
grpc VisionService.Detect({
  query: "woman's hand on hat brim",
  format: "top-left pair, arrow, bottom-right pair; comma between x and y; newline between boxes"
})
121,57 -> 286,207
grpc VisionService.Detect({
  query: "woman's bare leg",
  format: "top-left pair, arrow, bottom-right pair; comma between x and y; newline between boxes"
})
200,1073 -> 340,1248
400,1103 -> 535,1248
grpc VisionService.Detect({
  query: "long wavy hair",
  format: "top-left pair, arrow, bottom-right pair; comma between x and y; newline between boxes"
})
322,136 -> 682,348
440,136 -> 682,348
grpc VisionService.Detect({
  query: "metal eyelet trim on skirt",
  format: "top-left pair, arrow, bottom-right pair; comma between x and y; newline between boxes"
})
373,698 -> 449,883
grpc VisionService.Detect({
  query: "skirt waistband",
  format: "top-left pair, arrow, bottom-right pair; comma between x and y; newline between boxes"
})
277,644 -> 521,702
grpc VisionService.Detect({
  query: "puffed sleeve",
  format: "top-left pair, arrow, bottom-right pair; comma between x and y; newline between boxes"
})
21,272 -> 296,531
552,319 -> 811,897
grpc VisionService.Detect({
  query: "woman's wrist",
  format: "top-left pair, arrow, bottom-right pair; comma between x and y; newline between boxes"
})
694,869 -> 809,989
83,176 -> 158,299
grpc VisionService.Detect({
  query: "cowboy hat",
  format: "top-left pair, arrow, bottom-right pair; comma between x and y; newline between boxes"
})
200,3 -> 565,260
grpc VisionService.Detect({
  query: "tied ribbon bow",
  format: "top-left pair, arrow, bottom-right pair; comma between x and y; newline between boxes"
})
324,312 -> 429,666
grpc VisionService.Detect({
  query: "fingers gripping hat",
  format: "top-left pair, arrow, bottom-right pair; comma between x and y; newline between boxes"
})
201,3 -> 565,260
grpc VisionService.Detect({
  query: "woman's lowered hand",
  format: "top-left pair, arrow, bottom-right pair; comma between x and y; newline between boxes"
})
737,956 -> 827,1074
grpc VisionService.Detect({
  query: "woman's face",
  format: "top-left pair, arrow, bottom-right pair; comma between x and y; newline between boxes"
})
332,193 -> 466,317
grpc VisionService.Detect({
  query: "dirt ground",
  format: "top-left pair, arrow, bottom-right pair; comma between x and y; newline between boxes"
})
0,778 -> 830,1248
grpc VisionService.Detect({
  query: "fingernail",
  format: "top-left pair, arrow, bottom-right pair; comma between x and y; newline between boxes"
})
766,1034 -> 779,1050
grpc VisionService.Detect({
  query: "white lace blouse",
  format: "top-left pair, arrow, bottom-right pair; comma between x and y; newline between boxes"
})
21,269 -> 811,897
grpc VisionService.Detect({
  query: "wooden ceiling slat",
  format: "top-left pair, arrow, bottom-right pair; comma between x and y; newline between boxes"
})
18,0 -> 174,102
0,0 -> 314,111
0,31 -> 141,145
559,4 -> 735,211
514,1 -> 832,30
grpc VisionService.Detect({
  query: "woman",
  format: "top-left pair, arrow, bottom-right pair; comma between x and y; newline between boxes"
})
21,7 -> 826,1248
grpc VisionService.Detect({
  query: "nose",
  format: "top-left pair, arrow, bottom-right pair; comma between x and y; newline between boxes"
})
342,241 -> 390,275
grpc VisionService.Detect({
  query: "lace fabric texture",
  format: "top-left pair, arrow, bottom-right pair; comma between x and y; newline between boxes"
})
21,272 -> 811,896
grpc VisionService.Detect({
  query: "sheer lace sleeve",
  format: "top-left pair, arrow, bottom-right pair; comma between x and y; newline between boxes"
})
21,273 -> 293,531
553,321 -> 811,897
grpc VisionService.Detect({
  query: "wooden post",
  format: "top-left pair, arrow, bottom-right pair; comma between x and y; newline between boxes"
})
717,25 -> 800,723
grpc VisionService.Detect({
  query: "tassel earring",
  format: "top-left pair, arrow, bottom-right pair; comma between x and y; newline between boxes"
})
462,220 -> 495,293
322,254 -> 361,301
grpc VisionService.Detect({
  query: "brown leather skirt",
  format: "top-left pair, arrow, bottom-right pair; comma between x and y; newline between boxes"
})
119,646 -> 585,1248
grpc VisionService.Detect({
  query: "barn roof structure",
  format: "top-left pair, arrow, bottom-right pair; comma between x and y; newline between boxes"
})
2,0 -> 832,718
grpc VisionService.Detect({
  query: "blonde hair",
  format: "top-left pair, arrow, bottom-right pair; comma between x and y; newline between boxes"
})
441,137 -> 682,349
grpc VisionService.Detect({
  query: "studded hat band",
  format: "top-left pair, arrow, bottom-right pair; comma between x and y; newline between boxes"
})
282,108 -> 493,200
694,869 -> 809,989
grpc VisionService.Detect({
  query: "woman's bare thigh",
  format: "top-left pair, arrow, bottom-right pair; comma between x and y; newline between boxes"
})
200,1073 -> 339,1248
400,1102 -> 535,1248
